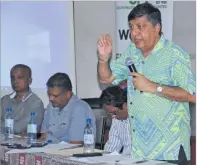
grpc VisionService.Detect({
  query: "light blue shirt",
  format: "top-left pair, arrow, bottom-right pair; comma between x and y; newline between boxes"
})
41,95 -> 96,143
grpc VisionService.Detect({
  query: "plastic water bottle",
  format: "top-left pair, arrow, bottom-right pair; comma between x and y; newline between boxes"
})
27,112 -> 37,144
4,107 -> 14,144
83,118 -> 94,153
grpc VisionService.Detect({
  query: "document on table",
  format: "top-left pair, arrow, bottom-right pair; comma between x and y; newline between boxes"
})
69,152 -> 175,165
6,141 -> 81,154
47,147 -> 103,156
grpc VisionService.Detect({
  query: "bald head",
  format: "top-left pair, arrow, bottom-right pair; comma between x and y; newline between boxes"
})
11,64 -> 32,78
10,64 -> 32,92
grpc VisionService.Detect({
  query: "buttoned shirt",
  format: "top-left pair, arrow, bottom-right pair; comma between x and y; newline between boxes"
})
1,89 -> 45,134
110,35 -> 196,160
104,118 -> 132,155
41,95 -> 96,143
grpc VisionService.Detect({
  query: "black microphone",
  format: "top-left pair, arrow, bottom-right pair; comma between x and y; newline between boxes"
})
125,57 -> 137,73
125,57 -> 143,93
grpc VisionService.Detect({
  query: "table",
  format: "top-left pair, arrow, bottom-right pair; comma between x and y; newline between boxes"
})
0,146 -> 180,165
0,146 -> 107,165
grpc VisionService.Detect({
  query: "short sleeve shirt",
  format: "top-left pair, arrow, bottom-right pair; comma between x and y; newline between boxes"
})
41,95 -> 96,143
110,35 -> 196,160
1,89 -> 45,134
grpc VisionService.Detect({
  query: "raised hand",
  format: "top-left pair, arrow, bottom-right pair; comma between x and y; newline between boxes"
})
97,34 -> 112,62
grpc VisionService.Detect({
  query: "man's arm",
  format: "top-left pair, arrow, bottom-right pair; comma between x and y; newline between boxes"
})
31,98 -> 45,133
39,132 -> 61,143
97,35 -> 115,84
131,72 -> 196,103
147,81 -> 195,102
131,48 -> 196,103
98,60 -> 115,84
97,35 -> 134,85
161,86 -> 195,103
39,104 -> 69,143
159,52 -> 196,102
39,104 -> 50,141
39,113 -> 62,143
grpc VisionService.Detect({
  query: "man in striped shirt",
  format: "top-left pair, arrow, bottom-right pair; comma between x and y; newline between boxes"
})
100,86 -> 131,155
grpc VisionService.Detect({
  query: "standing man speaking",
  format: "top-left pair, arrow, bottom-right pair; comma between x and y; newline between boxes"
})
97,2 -> 196,164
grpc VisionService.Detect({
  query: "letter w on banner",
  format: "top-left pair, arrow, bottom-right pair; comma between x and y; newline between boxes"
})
116,1 -> 173,59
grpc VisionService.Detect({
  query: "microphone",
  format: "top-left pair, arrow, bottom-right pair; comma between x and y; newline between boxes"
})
125,57 -> 143,93
125,57 -> 137,72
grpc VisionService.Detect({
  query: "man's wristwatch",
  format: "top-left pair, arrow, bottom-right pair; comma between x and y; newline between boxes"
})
156,84 -> 163,94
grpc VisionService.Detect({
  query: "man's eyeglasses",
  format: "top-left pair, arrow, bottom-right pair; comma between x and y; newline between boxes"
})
48,90 -> 65,99
107,108 -> 121,116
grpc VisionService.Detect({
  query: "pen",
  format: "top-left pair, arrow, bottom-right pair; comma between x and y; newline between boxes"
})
133,160 -> 148,164
59,144 -> 82,150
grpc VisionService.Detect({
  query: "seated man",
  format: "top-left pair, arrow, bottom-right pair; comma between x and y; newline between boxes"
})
100,85 -> 131,155
1,64 -> 45,134
40,73 -> 96,144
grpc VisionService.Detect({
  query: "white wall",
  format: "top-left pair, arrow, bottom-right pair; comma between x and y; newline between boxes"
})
173,1 -> 196,73
0,1 -> 76,107
172,1 -> 196,136
74,1 -> 196,135
74,1 -> 116,98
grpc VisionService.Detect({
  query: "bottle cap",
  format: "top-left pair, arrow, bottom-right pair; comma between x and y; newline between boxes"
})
30,112 -> 36,116
86,118 -> 91,124
47,139 -> 52,143
7,107 -> 12,111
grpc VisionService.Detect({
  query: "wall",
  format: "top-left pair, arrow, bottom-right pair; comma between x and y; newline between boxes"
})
74,1 -> 116,98
74,1 -> 196,135
172,1 -> 196,136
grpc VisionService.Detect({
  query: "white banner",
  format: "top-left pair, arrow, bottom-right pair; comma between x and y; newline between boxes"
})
116,1 -> 173,59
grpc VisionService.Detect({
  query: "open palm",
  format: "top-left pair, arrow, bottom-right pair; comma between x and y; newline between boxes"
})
97,34 -> 112,62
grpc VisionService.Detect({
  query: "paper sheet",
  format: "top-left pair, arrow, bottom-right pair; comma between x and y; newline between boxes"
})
70,152 -> 174,165
47,147 -> 103,156
6,141 -> 81,154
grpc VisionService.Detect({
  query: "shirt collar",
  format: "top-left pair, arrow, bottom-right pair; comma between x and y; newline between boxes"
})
10,88 -> 33,102
57,94 -> 78,111
134,35 -> 167,59
151,35 -> 167,55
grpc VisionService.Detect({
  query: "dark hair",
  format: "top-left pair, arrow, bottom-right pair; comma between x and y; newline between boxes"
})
11,64 -> 32,78
46,73 -> 72,92
128,2 -> 162,35
100,86 -> 127,108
